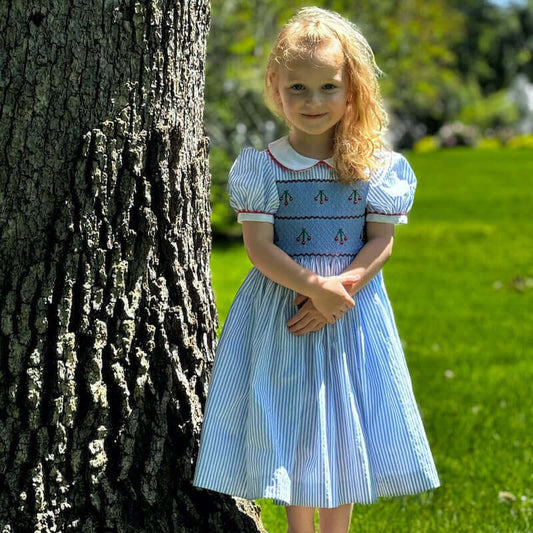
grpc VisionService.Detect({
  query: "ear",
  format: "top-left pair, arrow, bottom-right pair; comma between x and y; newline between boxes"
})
270,73 -> 281,103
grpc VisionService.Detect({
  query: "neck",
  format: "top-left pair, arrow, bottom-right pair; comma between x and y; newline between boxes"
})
288,130 -> 334,160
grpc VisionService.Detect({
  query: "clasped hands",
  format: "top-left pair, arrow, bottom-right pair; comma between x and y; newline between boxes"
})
286,274 -> 360,336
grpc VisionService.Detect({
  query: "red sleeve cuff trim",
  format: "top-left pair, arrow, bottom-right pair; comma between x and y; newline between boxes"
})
366,210 -> 407,216
237,210 -> 276,215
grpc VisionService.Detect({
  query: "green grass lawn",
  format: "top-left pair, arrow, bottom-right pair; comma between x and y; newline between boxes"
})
209,148 -> 533,533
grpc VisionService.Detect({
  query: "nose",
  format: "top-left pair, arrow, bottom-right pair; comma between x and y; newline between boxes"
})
305,90 -> 323,106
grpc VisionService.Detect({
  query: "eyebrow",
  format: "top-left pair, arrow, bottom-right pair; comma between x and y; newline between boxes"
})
284,73 -> 342,81
283,70 -> 343,81
285,79 -> 341,87
288,81 -> 339,86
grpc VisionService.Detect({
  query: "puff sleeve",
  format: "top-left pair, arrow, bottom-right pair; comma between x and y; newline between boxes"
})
366,152 -> 417,225
228,147 -> 280,224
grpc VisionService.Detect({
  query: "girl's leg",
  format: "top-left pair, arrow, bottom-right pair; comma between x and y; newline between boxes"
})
285,505 -> 316,533
318,503 -> 354,533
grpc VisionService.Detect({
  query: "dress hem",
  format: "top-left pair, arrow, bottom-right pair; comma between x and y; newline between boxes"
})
192,478 -> 441,509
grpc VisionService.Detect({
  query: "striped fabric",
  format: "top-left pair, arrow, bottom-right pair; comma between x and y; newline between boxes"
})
192,139 -> 440,508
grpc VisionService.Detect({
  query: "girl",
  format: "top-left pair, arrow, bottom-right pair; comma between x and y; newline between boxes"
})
193,7 -> 440,532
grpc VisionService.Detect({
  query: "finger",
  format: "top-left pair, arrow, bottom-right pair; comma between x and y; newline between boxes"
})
339,276 -> 360,291
342,279 -> 360,288
290,320 -> 309,336
293,293 -> 308,306
286,314 -> 300,327
288,315 -> 315,333
287,307 -> 314,327
286,307 -> 307,326
293,320 -> 320,336
311,320 -> 329,333
303,316 -> 330,333
342,274 -> 361,284
334,308 -> 348,319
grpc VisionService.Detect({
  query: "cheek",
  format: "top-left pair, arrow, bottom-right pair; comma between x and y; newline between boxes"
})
331,93 -> 348,111
331,91 -> 347,103
280,93 -> 300,110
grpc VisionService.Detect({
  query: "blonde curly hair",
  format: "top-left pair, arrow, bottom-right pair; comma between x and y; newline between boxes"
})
264,7 -> 389,183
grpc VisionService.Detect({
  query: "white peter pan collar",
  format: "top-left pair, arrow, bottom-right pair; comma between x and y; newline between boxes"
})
267,136 -> 335,171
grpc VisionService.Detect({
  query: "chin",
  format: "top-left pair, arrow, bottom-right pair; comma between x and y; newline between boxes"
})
302,126 -> 335,136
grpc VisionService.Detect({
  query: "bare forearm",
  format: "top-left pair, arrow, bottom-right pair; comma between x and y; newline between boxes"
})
244,239 -> 321,298
242,221 -> 358,323
342,236 -> 393,296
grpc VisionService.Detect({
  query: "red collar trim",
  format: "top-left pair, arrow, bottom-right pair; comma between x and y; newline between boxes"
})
266,145 -> 334,172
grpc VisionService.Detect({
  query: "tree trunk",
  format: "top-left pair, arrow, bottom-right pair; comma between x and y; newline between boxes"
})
0,1 -> 265,531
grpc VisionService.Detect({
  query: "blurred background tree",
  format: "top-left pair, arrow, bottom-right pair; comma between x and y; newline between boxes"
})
207,0 -> 533,237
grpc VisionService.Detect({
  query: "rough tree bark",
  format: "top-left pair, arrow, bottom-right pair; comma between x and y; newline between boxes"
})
0,1 -> 265,531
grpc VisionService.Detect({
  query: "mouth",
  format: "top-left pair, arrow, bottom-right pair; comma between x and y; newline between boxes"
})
302,113 -> 327,119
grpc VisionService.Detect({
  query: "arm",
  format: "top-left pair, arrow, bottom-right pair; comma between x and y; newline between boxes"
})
241,221 -> 359,323
286,222 -> 394,335
341,221 -> 395,296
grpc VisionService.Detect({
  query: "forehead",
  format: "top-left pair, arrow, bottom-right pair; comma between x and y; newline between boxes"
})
278,40 -> 345,80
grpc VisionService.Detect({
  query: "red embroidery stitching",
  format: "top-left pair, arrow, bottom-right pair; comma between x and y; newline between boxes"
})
266,147 -> 334,171
348,189 -> 362,204
279,190 -> 293,206
296,228 -> 311,245
290,253 -> 357,257
276,178 -> 334,183
334,228 -> 348,245
275,214 -> 364,220
366,211 -> 407,216
314,190 -> 329,204
237,210 -> 275,215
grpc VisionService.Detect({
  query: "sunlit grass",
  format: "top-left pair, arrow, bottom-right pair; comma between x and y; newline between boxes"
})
210,148 -> 533,533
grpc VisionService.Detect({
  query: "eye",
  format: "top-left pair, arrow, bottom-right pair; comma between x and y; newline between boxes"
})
290,83 -> 305,91
323,83 -> 337,90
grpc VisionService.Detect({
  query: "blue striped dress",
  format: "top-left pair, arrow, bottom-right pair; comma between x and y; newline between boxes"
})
193,136 -> 440,508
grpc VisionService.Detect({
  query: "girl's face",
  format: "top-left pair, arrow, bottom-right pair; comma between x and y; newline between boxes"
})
274,40 -> 348,144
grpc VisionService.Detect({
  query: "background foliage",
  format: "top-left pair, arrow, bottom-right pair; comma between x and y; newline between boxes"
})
205,3 -> 533,531
210,148 -> 533,532
207,0 -> 533,236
